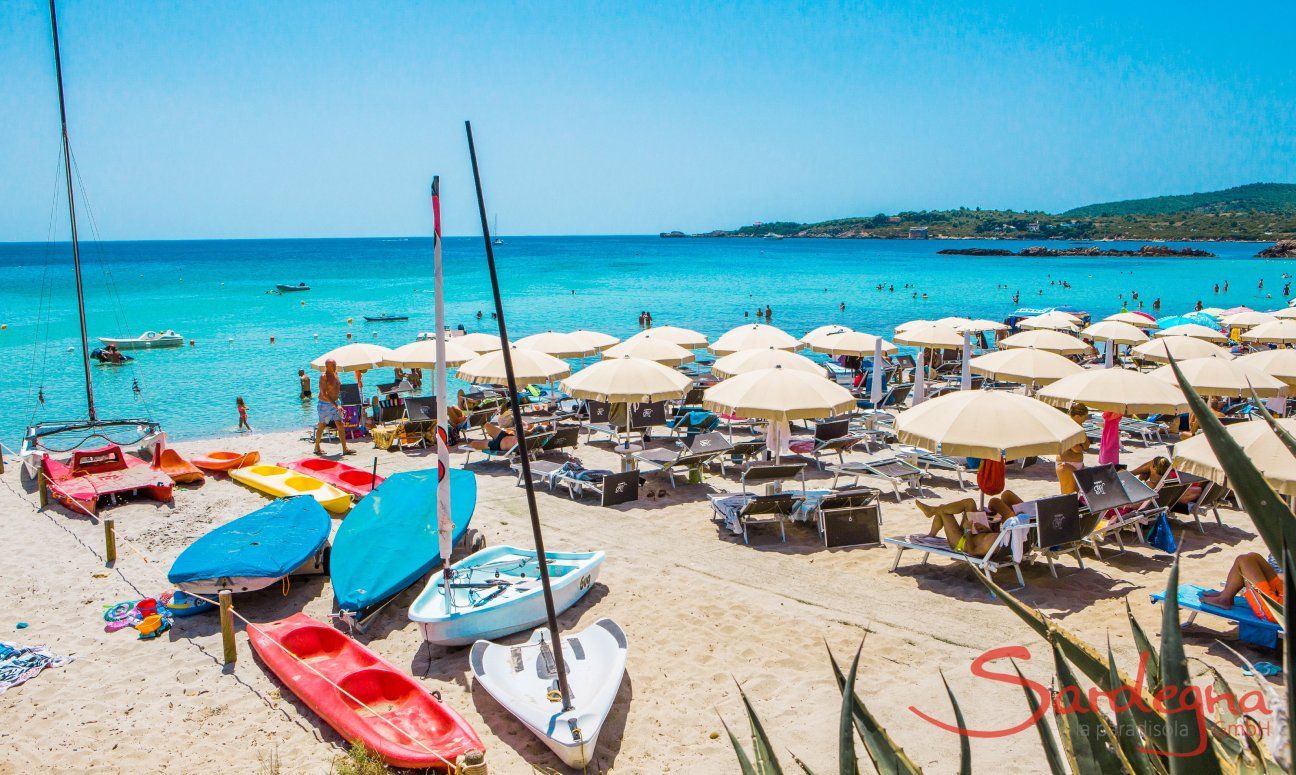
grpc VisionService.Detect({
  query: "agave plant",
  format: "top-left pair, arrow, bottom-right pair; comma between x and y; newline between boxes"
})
726,359 -> 1293,773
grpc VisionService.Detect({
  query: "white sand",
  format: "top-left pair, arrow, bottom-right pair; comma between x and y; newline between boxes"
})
0,426 -> 1271,774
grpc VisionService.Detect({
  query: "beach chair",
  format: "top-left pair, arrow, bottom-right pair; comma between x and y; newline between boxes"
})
539,424 -> 581,457
666,406 -> 721,440
855,383 -> 912,411
813,488 -> 883,548
786,418 -> 866,469
883,517 -> 1037,589
895,445 -> 968,490
1025,493 -> 1098,575
1073,465 -> 1174,554
709,492 -> 798,544
826,455 -> 925,501
399,396 -> 438,448
1152,584 -> 1283,649
732,461 -> 807,495
1119,417 -> 1171,445
463,428 -> 555,467
631,432 -> 731,487
709,438 -> 769,476
1182,480 -> 1228,532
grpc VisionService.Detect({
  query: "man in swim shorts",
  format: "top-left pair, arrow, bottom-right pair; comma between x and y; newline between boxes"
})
313,360 -> 352,456
298,369 -> 312,400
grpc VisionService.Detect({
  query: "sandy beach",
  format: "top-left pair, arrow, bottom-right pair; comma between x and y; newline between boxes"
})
0,423 -> 1271,774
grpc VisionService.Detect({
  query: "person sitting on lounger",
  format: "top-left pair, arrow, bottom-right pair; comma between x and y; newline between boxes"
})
915,491 -> 1026,555
1200,552 -> 1284,622
1131,455 -> 1204,506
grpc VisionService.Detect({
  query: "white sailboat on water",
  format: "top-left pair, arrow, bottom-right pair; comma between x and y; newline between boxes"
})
492,214 -> 503,245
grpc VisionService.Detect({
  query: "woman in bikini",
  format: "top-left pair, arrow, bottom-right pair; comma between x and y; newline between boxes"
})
915,491 -> 1026,555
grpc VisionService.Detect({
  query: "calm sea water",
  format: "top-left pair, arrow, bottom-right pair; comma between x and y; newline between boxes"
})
0,235 -> 1288,447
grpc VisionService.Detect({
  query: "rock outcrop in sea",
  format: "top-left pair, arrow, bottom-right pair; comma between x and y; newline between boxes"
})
938,245 -> 1215,257
1258,240 -> 1296,258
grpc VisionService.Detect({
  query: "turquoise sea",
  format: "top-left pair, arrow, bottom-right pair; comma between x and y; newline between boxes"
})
0,235 -> 1290,447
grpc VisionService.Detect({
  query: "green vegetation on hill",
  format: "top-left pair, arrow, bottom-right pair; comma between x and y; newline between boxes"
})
690,182 -> 1296,242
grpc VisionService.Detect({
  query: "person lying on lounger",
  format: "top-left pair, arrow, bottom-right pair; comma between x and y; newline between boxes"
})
1199,552 -> 1284,622
915,491 -> 1026,555
468,421 -> 517,455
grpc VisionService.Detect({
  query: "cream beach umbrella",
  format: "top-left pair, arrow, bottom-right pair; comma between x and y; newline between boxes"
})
1148,357 -> 1286,398
569,330 -> 620,352
711,347 -> 825,379
802,330 -> 899,357
1131,337 -> 1233,364
703,366 -> 855,459
560,356 -> 691,403
1155,324 -> 1229,343
1018,313 -> 1080,332
1104,311 -> 1159,328
896,390 -> 1085,460
956,319 -> 1009,333
1222,310 -> 1277,329
311,342 -> 395,372
968,348 -> 1083,387
456,347 -> 571,385
1081,321 -> 1149,345
800,324 -> 852,344
1241,320 -> 1296,345
1038,369 -> 1188,414
892,322 -> 963,349
1173,418 -> 1296,497
601,336 -> 695,366
514,331 -> 595,359
381,339 -> 478,368
932,316 -> 973,330
628,326 -> 708,349
710,324 -> 800,355
998,330 -> 1091,355
1270,307 -> 1296,320
893,319 -> 931,333
456,332 -> 504,352
1237,349 -> 1296,386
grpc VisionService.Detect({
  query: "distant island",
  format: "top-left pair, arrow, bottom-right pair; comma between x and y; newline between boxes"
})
664,183 -> 1296,248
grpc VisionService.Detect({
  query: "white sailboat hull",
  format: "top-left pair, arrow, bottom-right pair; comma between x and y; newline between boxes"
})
470,618 -> 627,768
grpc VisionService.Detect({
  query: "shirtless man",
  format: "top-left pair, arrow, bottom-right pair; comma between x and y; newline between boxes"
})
313,360 -> 353,455
298,369 -> 312,400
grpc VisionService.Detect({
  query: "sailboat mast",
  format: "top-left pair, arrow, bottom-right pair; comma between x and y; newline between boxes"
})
48,0 -> 96,421
464,120 -> 572,711
430,177 -> 455,603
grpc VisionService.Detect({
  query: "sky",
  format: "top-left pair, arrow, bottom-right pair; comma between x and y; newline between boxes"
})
1,1 -> 1293,240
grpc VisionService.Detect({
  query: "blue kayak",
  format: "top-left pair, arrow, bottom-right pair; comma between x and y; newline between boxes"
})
331,468 -> 476,626
168,497 -> 332,594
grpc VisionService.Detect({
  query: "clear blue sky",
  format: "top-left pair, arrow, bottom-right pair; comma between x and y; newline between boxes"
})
2,1 -> 1292,240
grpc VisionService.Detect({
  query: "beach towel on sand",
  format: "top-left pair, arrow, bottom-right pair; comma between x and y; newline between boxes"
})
0,641 -> 74,694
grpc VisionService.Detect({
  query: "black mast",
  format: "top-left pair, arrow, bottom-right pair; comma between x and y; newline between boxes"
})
465,121 -> 573,710
48,0 -> 97,420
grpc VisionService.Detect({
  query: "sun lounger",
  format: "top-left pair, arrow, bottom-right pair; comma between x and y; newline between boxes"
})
1151,584 -> 1283,649
531,460 -> 639,505
786,418 -> 866,469
666,406 -> 721,439
883,522 -> 1036,589
709,492 -> 798,544
827,456 -> 924,501
631,432 -> 731,487
731,461 -> 807,495
1181,479 -> 1228,532
812,488 -> 882,548
1073,465 -> 1173,554
894,445 -> 967,490
463,429 -> 555,467
855,383 -> 912,411
1022,493 -> 1097,574
1118,417 -> 1171,445
539,424 -> 581,456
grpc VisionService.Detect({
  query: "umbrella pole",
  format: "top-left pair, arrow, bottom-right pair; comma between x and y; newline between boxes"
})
913,350 -> 926,405
1104,341 -> 1115,369
869,338 -> 884,407
960,331 -> 972,390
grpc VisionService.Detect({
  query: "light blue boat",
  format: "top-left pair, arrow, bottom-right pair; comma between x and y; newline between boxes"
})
408,545 -> 604,646
331,468 -> 476,627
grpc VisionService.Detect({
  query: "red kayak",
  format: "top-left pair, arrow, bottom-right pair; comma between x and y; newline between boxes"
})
42,445 -> 173,516
248,613 -> 483,770
282,457 -> 383,498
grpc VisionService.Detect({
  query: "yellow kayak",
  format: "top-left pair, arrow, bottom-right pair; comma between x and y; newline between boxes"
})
229,464 -> 352,515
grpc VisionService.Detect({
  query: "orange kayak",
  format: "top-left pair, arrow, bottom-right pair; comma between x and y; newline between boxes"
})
192,450 -> 260,472
154,448 -> 205,484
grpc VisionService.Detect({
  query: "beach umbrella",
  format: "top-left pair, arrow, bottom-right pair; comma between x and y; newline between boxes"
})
710,324 -> 800,355
711,347 -> 824,379
457,347 -> 571,385
1131,337 -> 1234,363
893,322 -> 963,349
800,324 -> 852,344
1148,357 -> 1286,398
1154,324 -> 1229,343
802,330 -> 898,357
957,319 -> 1010,333
969,348 -> 1084,387
895,390 -> 1085,459
515,331 -> 596,359
1221,310 -> 1277,329
932,316 -> 973,330
1242,320 -> 1296,345
703,366 -> 855,458
1270,307 -> 1296,320
601,336 -> 696,366
569,330 -> 620,352
1220,306 -> 1256,317
311,342 -> 396,372
560,356 -> 691,403
893,319 -> 931,333
998,330 -> 1091,355
1081,321 -> 1149,345
1173,418 -> 1296,497
628,325 -> 708,349
1105,311 -> 1158,328
1199,307 -> 1227,317
1018,313 -> 1080,332
456,332 -> 504,352
1157,313 -> 1221,330
1038,369 -> 1188,414
1237,349 -> 1296,386
381,339 -> 479,368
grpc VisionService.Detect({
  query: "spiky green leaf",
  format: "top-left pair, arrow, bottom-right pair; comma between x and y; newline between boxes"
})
1126,599 -> 1163,693
1009,660 -> 1068,775
938,673 -> 971,775
839,645 -> 862,775
737,680 -> 786,775
722,715 -> 762,775
1106,639 -> 1169,775
1158,555 -> 1225,774
1049,637 -> 1135,774
827,645 -> 923,775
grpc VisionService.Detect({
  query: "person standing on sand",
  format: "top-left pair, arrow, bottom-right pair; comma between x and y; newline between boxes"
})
236,397 -> 251,432
313,359 -> 352,456
298,369 -> 312,401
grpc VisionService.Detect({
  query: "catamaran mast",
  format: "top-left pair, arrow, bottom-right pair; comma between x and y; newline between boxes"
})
48,0 -> 97,420
465,120 -> 573,711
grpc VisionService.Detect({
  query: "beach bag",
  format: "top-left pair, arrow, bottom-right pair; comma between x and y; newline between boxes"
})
1145,511 -> 1177,554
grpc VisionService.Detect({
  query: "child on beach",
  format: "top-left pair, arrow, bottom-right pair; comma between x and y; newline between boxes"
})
236,397 -> 251,431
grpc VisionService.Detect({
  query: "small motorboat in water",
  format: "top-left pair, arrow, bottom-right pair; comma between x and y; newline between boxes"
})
363,314 -> 409,322
98,330 -> 184,349
276,282 -> 310,292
